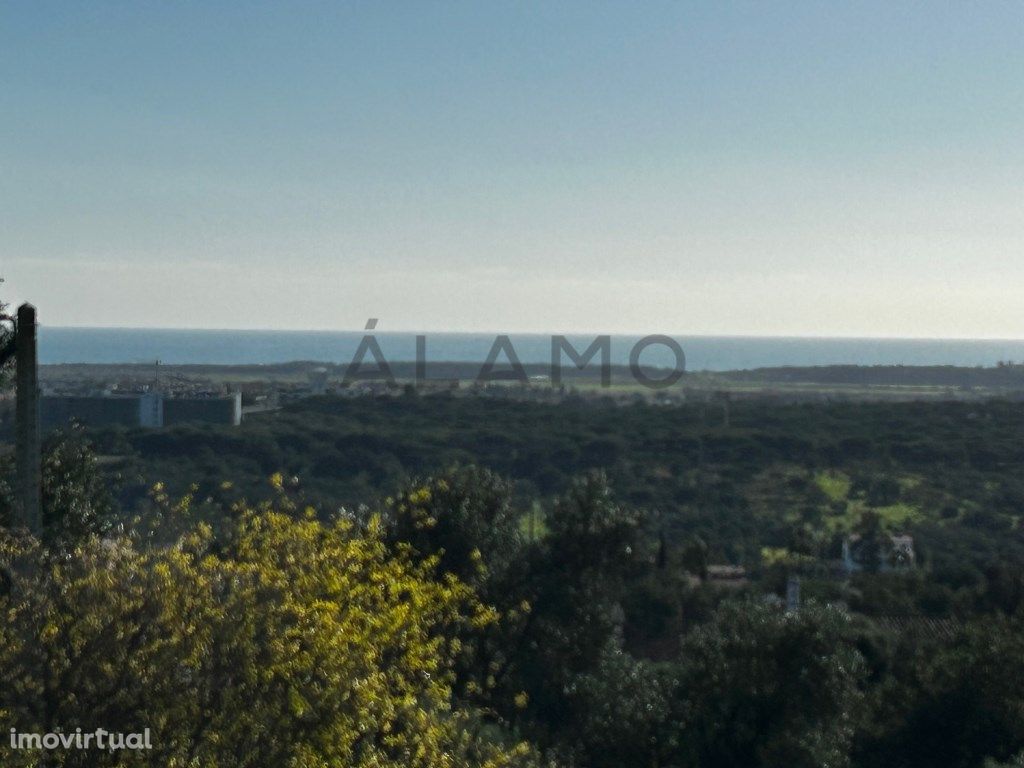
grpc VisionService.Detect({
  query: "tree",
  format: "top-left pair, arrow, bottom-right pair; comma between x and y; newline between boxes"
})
859,615 -> 1024,768
384,466 -> 540,723
0,494 -> 541,767
544,470 -> 645,579
670,600 -> 865,768
385,465 -> 524,594
680,534 -> 709,580
867,475 -> 902,507
0,279 -> 12,389
854,510 -> 886,574
498,474 -> 650,747
561,641 -> 676,768
0,425 -> 115,546
987,754 -> 1024,768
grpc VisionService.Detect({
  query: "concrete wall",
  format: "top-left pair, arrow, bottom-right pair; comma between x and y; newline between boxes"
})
42,392 -> 241,430
138,392 -> 163,427
163,392 -> 241,426
42,395 -> 143,430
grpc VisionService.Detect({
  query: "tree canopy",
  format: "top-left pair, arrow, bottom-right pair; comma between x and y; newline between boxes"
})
0,488 -> 540,768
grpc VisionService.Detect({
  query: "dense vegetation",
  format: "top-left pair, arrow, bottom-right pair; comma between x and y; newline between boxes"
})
0,482 -> 539,767
86,393 -> 1024,613
4,392 -> 1024,766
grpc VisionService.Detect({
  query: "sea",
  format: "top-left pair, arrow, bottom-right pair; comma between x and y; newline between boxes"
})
36,328 -> 1024,372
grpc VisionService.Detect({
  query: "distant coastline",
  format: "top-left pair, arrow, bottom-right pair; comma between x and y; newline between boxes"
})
38,327 -> 1024,372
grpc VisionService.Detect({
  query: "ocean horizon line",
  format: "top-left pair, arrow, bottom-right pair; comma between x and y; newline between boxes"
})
36,325 -> 1024,344
34,327 -> 1024,371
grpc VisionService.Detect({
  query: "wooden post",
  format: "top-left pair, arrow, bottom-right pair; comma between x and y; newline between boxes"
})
15,303 -> 41,534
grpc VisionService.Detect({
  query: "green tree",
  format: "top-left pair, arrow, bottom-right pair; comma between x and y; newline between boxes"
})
0,425 -> 115,546
680,534 -> 709,580
385,465 -> 524,594
501,474 -> 649,746
562,641 -> 676,768
987,754 -> 1024,768
0,285 -> 12,389
671,600 -> 865,768
854,510 -> 885,574
545,470 -> 644,579
859,615 -> 1024,768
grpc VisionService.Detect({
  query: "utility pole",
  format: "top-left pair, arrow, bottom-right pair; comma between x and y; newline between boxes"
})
15,304 -> 41,534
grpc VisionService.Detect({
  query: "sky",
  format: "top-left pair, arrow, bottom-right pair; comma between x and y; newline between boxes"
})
1,2 -> 1023,337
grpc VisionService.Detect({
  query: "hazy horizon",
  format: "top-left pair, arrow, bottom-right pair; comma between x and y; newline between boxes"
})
31,323 -> 1024,344
4,3 -> 1023,337
35,326 -> 1024,371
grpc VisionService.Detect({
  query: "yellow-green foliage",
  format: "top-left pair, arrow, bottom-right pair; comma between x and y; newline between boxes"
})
814,471 -> 920,533
518,503 -> 549,542
0,496 -> 538,767
873,502 -> 922,527
815,471 -> 851,502
760,546 -> 817,569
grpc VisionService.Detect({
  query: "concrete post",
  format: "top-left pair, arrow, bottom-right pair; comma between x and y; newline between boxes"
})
786,575 -> 801,613
15,303 -> 41,534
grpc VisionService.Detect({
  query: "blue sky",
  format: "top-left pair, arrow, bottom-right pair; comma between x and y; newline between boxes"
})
2,2 -> 1022,336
